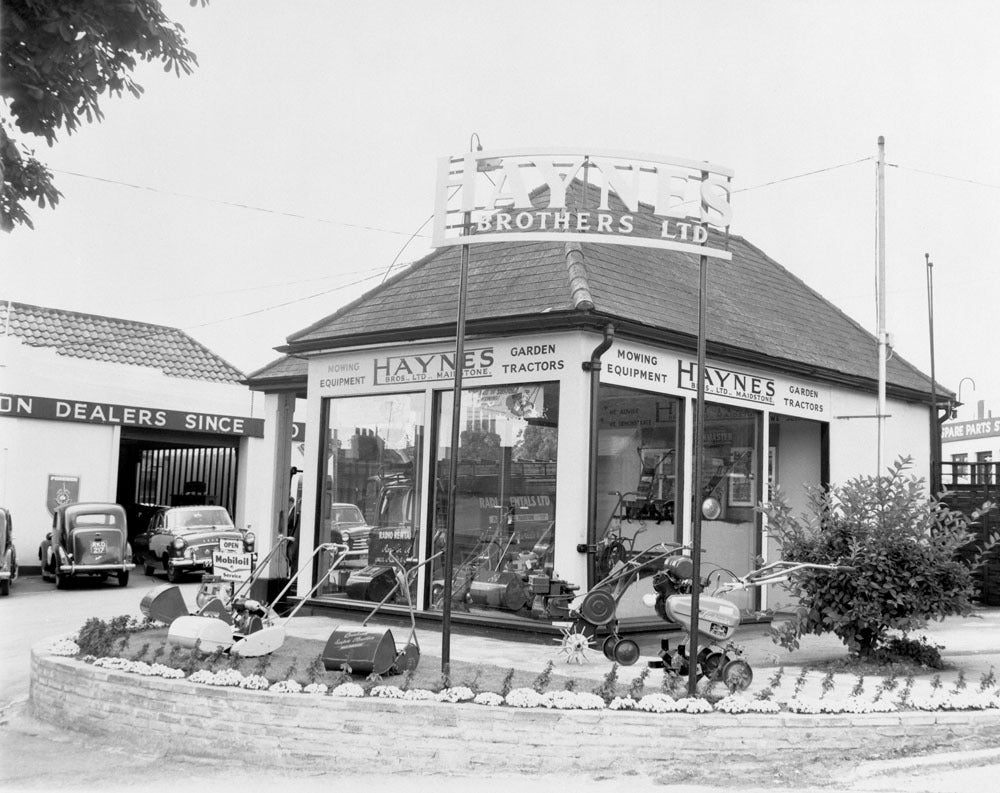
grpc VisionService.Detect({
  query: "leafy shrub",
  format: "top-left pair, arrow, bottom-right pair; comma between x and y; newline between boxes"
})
763,457 -> 997,658
75,615 -> 143,657
870,635 -> 944,669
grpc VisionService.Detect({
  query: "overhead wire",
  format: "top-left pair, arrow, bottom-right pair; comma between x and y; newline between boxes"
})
31,155 -> 996,338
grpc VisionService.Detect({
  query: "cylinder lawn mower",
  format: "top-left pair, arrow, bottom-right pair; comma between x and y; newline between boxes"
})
645,559 -> 853,691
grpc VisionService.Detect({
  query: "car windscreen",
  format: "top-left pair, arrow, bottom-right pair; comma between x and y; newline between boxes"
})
330,506 -> 364,525
74,513 -> 121,527
168,508 -> 233,529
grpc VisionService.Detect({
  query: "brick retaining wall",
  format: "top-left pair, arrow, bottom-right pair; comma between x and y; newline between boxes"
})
29,648 -> 1000,775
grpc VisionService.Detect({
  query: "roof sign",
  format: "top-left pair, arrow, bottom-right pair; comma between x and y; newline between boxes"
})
433,147 -> 733,259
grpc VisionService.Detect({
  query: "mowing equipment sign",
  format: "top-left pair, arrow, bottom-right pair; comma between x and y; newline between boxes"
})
432,147 -> 733,259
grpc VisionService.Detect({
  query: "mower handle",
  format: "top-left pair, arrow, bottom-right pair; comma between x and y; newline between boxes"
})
715,561 -> 853,593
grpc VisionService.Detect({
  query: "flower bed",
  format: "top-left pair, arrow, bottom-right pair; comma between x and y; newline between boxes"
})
30,639 -> 1000,779
41,636 -> 1000,715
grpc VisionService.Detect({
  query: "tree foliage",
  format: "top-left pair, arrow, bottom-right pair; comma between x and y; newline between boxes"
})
1,0 -> 205,231
763,456 -> 997,658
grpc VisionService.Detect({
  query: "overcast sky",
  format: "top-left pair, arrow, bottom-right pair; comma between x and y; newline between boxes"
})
2,0 -> 998,415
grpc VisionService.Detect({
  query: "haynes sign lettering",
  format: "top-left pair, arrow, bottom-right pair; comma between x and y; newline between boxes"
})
433,148 -> 733,259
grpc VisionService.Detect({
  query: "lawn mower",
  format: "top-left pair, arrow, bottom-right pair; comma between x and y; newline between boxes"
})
644,558 -> 854,691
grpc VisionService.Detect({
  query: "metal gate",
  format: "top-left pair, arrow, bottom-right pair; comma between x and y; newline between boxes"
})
134,446 -> 239,516
937,461 -> 1000,605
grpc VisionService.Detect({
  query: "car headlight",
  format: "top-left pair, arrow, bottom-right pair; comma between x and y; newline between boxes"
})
243,531 -> 256,551
172,537 -> 186,553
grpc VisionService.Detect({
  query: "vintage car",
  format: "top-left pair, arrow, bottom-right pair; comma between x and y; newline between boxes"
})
132,505 -> 256,583
39,502 -> 134,589
325,502 -> 372,566
1,506 -> 17,596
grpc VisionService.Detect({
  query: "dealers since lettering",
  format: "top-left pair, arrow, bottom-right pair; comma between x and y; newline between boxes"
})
783,384 -> 825,413
502,343 -> 565,374
1,393 -> 260,436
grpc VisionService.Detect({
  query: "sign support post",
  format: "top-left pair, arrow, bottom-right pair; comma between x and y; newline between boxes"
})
441,210 -> 471,672
687,242 -> 709,697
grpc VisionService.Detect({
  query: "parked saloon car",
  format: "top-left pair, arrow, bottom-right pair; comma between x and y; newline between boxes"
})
326,503 -> 372,567
132,505 -> 255,583
1,507 -> 17,596
39,502 -> 134,589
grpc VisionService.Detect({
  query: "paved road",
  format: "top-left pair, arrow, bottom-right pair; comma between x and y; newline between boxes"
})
3,573 -> 1000,793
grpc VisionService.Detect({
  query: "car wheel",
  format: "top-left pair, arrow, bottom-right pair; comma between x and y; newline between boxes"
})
39,547 -> 52,582
55,566 -> 68,590
165,558 -> 181,584
117,571 -> 130,588
143,559 -> 155,576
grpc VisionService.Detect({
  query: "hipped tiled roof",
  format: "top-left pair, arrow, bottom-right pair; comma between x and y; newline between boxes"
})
271,182 -> 940,400
1,300 -> 245,384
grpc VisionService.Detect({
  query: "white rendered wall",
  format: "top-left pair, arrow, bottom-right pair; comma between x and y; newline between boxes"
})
828,384 -> 931,483
0,336 -> 268,558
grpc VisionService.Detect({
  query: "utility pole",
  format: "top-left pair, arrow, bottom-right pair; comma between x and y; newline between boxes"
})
876,136 -> 887,476
926,252 -> 940,489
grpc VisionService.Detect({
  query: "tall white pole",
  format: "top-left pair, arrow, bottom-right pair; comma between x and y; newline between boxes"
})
876,136 -> 887,475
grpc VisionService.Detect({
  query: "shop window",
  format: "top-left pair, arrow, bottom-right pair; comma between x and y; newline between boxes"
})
696,403 -> 760,612
595,385 -> 682,621
315,393 -> 425,602
429,383 -> 559,621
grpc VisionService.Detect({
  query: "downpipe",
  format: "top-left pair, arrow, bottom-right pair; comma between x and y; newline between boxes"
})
583,323 -> 615,586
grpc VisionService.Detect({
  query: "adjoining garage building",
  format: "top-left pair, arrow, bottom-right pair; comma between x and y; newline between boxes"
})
0,300 -> 290,580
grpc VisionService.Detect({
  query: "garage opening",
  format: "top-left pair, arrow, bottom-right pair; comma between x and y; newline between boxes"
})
116,429 -> 240,542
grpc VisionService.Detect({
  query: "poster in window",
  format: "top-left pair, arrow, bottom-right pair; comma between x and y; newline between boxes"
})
727,448 -> 754,507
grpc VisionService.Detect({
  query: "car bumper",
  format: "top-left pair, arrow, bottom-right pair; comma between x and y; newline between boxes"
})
169,558 -> 212,571
58,563 -> 135,574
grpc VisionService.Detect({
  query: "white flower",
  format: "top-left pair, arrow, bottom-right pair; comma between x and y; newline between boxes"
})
637,693 -> 682,713
94,657 -> 130,670
570,692 -> 607,710
675,697 -> 713,713
240,674 -> 271,690
331,683 -> 365,698
505,688 -> 544,708
303,683 -> 328,695
47,639 -> 80,656
149,663 -> 184,679
269,679 -> 303,694
714,694 -> 780,714
188,669 -> 216,684
127,661 -> 155,676
436,686 -> 475,703
608,696 -> 637,711
210,669 -> 245,687
369,685 -> 405,699
473,691 -> 504,707
540,690 -> 598,710
402,688 -> 435,701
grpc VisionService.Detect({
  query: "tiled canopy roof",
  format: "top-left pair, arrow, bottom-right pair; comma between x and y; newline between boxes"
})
1,300 -> 245,384
277,233 -> 938,399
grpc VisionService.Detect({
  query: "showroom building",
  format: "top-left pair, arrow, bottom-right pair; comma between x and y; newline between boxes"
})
246,154 -> 946,632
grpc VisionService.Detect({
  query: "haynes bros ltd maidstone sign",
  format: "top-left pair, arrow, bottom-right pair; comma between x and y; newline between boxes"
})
433,148 -> 733,259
